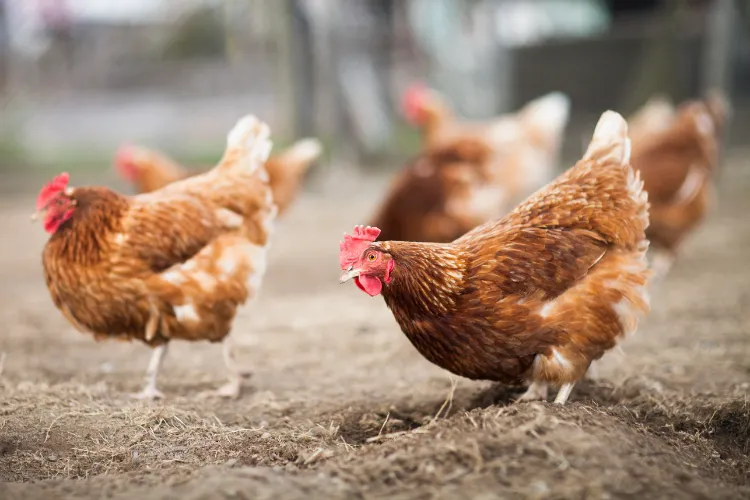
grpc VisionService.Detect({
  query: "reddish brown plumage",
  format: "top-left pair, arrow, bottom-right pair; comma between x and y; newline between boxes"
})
630,93 -> 728,259
375,91 -> 570,243
341,111 -> 650,403
115,138 -> 322,216
370,138 -> 496,242
41,116 -> 276,350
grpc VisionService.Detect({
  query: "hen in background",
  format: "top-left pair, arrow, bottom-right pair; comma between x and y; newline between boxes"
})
341,110 -> 650,404
372,90 -> 570,243
116,138 -> 323,217
630,91 -> 729,279
627,95 -> 676,147
37,115 -> 276,399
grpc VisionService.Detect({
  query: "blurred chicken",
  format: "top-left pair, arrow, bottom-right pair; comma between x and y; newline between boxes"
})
627,95 -> 676,146
340,111 -> 650,404
37,115 -> 276,399
630,91 -> 729,278
373,91 -> 571,242
401,82 -> 454,148
115,138 -> 323,216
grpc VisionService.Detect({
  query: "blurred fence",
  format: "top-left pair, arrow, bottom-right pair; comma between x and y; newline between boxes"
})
0,0 -> 748,175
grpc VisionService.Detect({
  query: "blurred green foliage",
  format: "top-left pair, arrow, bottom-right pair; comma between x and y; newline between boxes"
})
0,121 -> 26,171
162,6 -> 226,60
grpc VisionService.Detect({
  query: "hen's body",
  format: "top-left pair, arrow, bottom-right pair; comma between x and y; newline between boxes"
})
627,96 -> 676,147
375,92 -> 570,243
342,111 -> 650,404
42,116 -> 276,398
630,93 -> 728,278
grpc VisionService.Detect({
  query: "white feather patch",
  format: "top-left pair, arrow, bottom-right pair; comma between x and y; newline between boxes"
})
288,138 -> 323,164
522,91 -> 571,136
225,114 -> 273,171
215,208 -> 244,229
174,302 -> 200,324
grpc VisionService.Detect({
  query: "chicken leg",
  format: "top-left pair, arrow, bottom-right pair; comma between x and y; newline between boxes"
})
516,381 -> 549,402
214,336 -> 252,399
585,360 -> 599,380
650,249 -> 676,283
131,344 -> 168,400
554,383 -> 575,404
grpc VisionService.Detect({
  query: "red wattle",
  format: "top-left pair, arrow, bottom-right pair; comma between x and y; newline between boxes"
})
355,275 -> 382,296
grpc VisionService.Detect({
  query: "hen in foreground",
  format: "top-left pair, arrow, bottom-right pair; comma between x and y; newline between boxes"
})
115,138 -> 322,217
340,111 -> 651,404
36,115 -> 276,399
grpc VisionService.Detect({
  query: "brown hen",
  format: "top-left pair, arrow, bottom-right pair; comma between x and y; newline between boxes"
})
37,115 -> 276,399
340,111 -> 650,404
630,92 -> 729,278
374,91 -> 570,242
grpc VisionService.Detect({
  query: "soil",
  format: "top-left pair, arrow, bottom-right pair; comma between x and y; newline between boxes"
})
0,157 -> 749,499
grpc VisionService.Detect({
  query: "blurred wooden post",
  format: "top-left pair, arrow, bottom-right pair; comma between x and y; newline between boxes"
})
287,0 -> 317,139
625,2 -> 681,112
702,0 -> 736,173
701,0 -> 735,94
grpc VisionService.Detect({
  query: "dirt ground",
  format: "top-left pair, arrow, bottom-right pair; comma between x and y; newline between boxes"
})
0,156 -> 749,500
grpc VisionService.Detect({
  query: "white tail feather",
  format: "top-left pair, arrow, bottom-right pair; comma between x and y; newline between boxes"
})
521,91 -> 571,136
584,111 -> 631,164
285,138 -> 323,164
224,115 -> 273,173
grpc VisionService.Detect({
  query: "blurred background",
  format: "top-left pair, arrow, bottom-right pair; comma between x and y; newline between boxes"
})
0,0 -> 747,184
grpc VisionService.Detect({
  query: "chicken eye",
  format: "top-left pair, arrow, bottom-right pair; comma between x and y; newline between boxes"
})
367,253 -> 377,262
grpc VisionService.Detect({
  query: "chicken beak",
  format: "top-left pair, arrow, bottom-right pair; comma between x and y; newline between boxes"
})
340,266 -> 360,283
31,210 -> 41,222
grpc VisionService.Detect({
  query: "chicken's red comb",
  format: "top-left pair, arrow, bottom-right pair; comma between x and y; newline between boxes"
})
36,172 -> 70,211
114,143 -> 139,181
339,225 -> 381,269
401,82 -> 428,123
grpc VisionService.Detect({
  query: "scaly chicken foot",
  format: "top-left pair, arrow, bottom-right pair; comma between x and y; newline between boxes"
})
517,381 -> 577,405
214,336 -> 252,399
130,344 -> 168,400
516,382 -> 549,402
554,383 -> 575,405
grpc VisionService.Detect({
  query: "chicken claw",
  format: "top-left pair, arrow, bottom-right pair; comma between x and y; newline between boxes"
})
130,386 -> 165,400
516,382 -> 549,403
215,379 -> 242,399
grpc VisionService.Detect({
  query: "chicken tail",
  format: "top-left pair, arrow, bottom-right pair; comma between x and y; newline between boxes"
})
704,88 -> 731,128
519,91 -> 571,141
216,115 -> 273,176
584,111 -> 650,240
583,111 -> 632,166
627,95 -> 675,143
114,144 -> 188,193
275,138 -> 323,175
